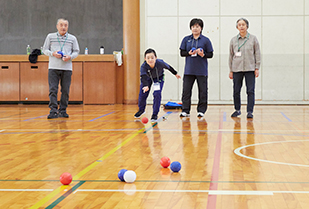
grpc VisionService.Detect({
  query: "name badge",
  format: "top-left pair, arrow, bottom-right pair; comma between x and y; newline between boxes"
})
153,82 -> 160,91
235,52 -> 241,57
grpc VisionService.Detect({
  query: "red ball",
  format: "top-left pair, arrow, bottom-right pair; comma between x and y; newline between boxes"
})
160,156 -> 171,168
141,117 -> 148,124
60,172 -> 72,185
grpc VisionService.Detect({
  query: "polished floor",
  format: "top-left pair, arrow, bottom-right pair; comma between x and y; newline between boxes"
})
0,104 -> 309,209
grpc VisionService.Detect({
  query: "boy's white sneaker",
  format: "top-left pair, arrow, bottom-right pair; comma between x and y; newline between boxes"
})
180,112 -> 190,117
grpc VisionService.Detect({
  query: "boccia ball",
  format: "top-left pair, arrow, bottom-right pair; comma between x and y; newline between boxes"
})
170,161 -> 181,172
123,170 -> 136,183
60,172 -> 72,185
118,169 -> 128,182
191,47 -> 196,51
160,156 -> 171,168
141,117 -> 148,124
57,51 -> 64,57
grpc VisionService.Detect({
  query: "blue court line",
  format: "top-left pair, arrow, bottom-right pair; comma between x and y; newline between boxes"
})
23,115 -> 48,121
223,112 -> 227,122
281,112 -> 292,122
45,181 -> 85,209
89,111 -> 115,121
143,112 -> 172,133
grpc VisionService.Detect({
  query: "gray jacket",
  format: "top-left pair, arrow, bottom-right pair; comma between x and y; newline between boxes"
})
229,33 -> 261,72
43,32 -> 80,71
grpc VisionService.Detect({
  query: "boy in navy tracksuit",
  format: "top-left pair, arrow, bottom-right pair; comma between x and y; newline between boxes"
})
134,48 -> 181,122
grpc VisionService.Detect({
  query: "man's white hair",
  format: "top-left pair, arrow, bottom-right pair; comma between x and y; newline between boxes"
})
57,18 -> 69,25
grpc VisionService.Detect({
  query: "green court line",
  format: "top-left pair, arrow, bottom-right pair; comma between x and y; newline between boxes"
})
1,179 -> 309,184
45,181 -> 85,209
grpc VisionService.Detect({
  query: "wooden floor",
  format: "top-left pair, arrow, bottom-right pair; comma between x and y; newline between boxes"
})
0,104 -> 309,209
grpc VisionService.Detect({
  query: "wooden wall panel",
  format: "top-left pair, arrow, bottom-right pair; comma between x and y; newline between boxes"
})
20,62 -> 49,101
0,63 -> 19,101
69,62 -> 83,101
115,63 -> 124,104
83,62 -> 116,104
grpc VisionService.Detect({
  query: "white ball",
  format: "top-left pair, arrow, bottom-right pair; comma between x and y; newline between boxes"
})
123,170 -> 136,183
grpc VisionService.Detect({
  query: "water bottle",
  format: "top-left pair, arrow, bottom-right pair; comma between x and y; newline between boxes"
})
27,45 -> 31,55
100,46 -> 104,54
85,47 -> 88,55
40,46 -> 44,55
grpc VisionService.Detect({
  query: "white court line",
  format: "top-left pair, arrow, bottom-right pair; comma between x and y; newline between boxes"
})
0,189 -> 53,192
234,139 -> 309,167
74,189 -> 309,195
1,188 -> 308,195
0,130 -> 4,132
209,191 -> 273,195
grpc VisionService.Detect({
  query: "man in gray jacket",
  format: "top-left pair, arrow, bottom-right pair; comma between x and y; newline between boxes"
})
43,18 -> 80,119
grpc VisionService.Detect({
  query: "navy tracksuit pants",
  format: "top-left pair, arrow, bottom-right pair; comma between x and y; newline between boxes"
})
138,77 -> 164,116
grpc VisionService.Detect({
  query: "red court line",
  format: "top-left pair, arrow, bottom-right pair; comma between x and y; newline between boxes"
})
206,113 -> 223,209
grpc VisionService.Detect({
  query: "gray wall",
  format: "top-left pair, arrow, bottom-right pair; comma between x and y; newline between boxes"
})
0,0 -> 123,54
141,0 -> 309,104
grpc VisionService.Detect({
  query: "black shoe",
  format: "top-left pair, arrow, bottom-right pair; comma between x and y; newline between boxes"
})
151,114 -> 158,122
47,112 -> 58,119
59,112 -> 69,118
134,110 -> 145,118
247,112 -> 253,118
231,110 -> 241,117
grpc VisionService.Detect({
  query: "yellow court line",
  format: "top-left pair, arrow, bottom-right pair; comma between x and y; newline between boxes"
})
29,128 -> 145,209
29,186 -> 67,209
73,129 -> 144,180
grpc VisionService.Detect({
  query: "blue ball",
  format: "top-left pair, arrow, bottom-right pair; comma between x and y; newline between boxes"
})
191,47 -> 196,51
57,51 -> 64,57
170,161 -> 181,172
118,169 -> 128,181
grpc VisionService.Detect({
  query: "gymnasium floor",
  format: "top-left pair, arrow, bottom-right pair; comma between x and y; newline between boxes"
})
0,104 -> 309,208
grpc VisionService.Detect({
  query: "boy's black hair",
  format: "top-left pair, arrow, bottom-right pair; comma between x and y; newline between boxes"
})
189,18 -> 204,30
144,48 -> 157,57
236,18 -> 249,28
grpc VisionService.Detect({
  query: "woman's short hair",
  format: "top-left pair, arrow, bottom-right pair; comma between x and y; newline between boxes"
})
236,18 -> 249,28
144,48 -> 157,58
190,18 -> 204,30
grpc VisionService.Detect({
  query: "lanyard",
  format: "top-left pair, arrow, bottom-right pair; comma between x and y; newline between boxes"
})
57,33 -> 68,51
191,38 -> 198,49
148,67 -> 160,83
237,33 -> 250,51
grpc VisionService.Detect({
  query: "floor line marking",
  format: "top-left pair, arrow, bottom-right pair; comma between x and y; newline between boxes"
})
23,115 -> 48,121
89,111 -> 115,121
0,189 -> 53,192
29,186 -> 66,209
29,125 -> 146,208
1,179 -> 309,184
223,112 -> 227,122
207,112 -> 224,209
234,139 -> 309,167
2,188 -> 309,195
281,112 -> 292,122
143,112 -> 172,133
45,181 -> 85,209
77,189 -> 309,195
74,189 -> 309,195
